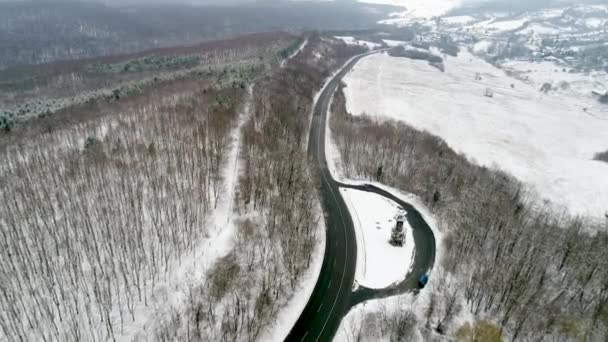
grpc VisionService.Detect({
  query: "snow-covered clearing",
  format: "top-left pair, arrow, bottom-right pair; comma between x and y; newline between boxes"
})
484,18 -> 528,31
441,15 -> 476,25
341,51 -> 608,221
472,39 -> 492,53
517,22 -> 565,35
382,39 -> 407,47
341,188 -> 415,289
334,36 -> 381,50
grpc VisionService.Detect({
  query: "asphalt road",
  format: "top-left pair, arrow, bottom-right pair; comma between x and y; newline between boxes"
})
285,51 -> 436,342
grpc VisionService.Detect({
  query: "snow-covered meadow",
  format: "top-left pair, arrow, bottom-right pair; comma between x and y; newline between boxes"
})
341,50 -> 608,221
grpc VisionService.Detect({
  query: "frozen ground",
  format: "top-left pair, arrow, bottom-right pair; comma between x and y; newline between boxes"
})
341,188 -> 415,289
341,51 -> 608,221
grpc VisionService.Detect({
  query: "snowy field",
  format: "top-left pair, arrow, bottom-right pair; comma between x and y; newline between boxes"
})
365,0 -> 463,20
341,188 -> 415,289
500,59 -> 608,116
334,36 -> 381,50
342,51 -> 608,221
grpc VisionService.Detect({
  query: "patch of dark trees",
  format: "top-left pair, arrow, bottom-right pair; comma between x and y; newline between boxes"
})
595,150 -> 608,163
388,46 -> 445,72
0,0 -> 395,70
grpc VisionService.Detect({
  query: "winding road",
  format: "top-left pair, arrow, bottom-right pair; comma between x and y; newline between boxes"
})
285,51 -> 436,342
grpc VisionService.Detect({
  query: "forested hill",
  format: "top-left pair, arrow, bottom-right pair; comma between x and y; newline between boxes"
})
0,0 -> 396,69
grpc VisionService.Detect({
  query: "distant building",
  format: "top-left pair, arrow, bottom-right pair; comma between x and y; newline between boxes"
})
390,211 -> 406,246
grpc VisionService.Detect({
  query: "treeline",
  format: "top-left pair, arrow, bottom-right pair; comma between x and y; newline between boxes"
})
145,35 -> 367,340
0,32 -> 293,131
595,150 -> 608,163
0,79 -> 243,341
330,85 -> 608,341
0,0 -> 390,70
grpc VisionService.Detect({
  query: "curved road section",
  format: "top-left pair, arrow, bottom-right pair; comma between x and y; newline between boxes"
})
286,51 -> 436,342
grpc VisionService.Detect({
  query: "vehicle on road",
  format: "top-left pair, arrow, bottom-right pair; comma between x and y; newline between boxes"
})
418,274 -> 428,288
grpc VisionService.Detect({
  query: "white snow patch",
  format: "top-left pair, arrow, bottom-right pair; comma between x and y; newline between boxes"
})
334,36 -> 381,50
441,15 -> 476,25
583,17 -> 606,29
500,59 -> 608,98
382,39 -> 408,47
341,188 -> 415,289
518,23 -> 564,35
361,0 -> 463,18
485,18 -> 528,31
472,40 -> 492,53
341,51 -> 608,221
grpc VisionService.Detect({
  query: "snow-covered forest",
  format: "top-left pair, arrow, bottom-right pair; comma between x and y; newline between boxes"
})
0,31 -> 372,341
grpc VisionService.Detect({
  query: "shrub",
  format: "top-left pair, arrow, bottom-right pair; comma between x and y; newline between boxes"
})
594,150 -> 608,163
455,320 -> 502,342
540,82 -> 552,93
0,111 -> 15,132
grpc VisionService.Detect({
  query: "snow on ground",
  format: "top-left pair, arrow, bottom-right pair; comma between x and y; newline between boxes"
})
341,51 -> 608,221
472,39 -> 492,53
334,36 -> 381,50
536,8 -> 565,20
116,87 -> 253,341
484,18 -> 528,32
517,22 -> 565,36
441,15 -> 476,25
582,17 -> 606,29
373,0 -> 466,26
382,39 -> 408,47
341,188 -> 415,289
362,0 -> 463,18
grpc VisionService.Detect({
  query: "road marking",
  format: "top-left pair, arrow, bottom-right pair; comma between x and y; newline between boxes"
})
317,304 -> 323,312
328,279 -> 332,287
301,331 -> 308,342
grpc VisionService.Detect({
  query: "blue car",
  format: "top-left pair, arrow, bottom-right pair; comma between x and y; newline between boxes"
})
418,274 -> 429,288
